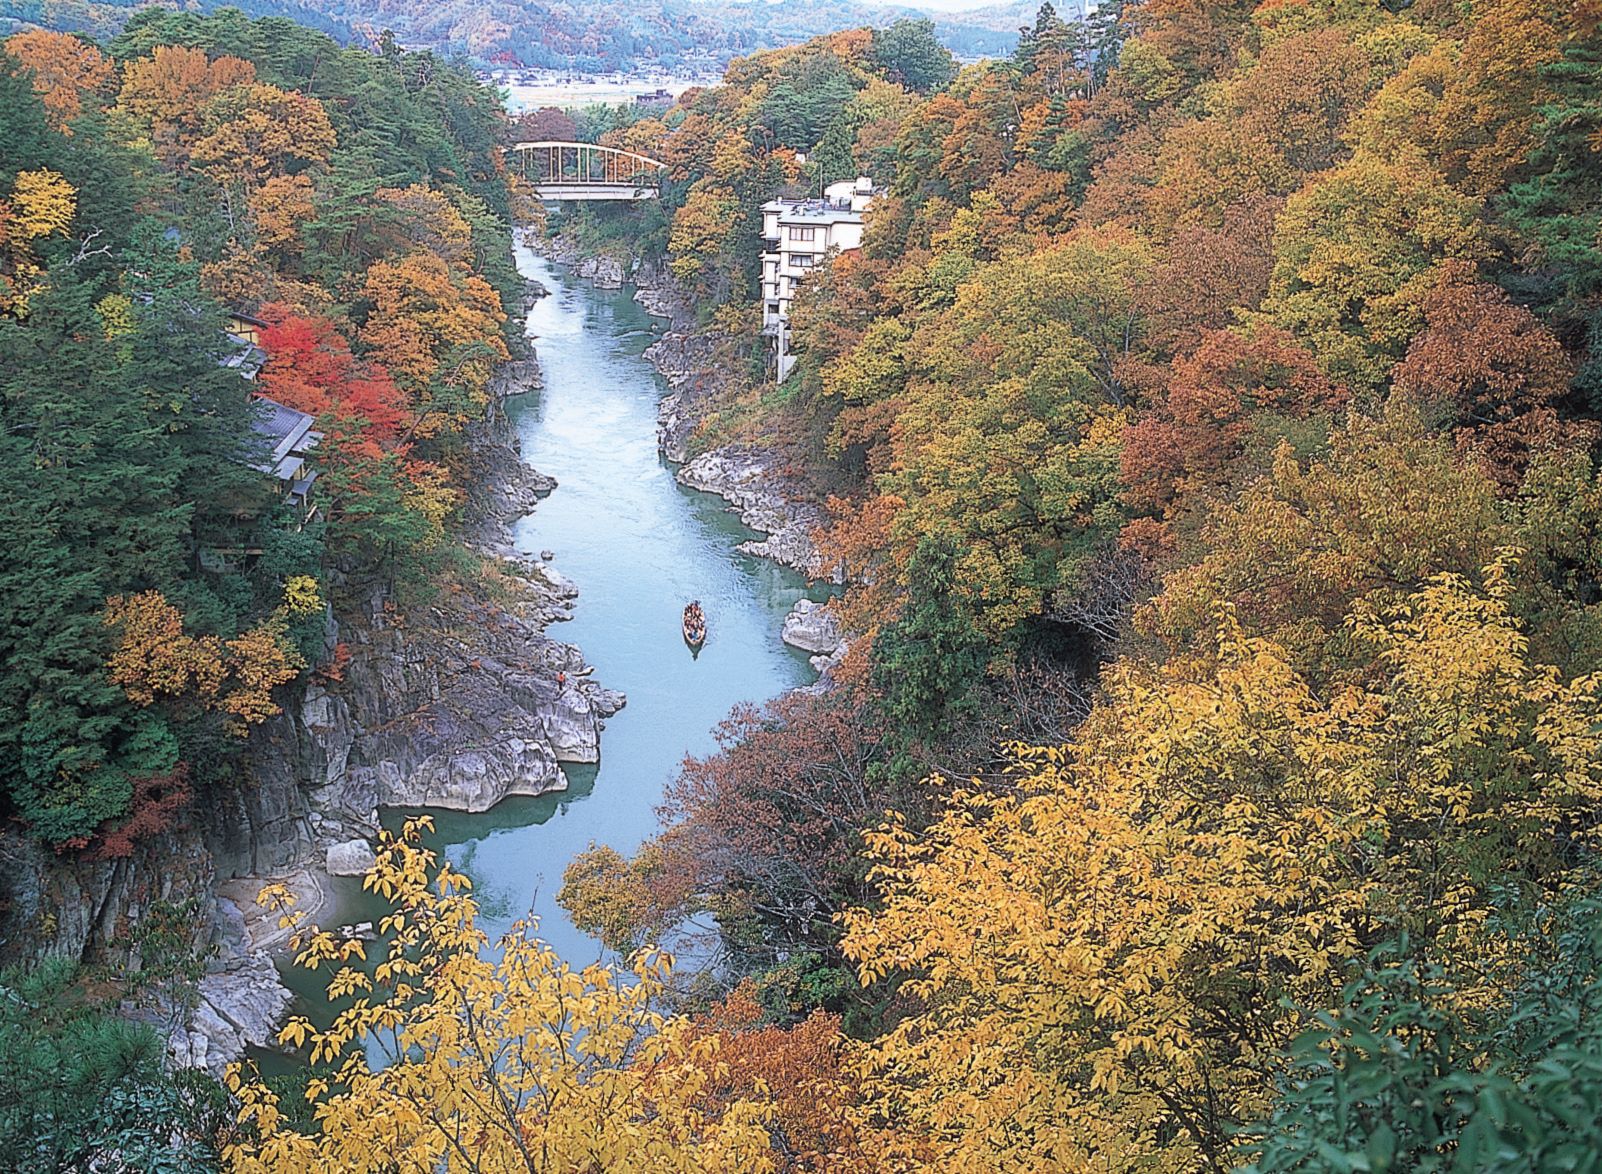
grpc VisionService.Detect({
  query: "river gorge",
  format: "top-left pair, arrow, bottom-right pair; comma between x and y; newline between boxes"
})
291,246 -> 828,985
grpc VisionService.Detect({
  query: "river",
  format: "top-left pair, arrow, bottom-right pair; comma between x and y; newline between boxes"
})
392,247 -> 822,964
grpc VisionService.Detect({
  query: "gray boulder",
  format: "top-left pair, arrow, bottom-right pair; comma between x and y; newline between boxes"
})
783,598 -> 843,655
173,951 -> 294,1077
325,838 -> 376,877
359,725 -> 569,813
676,447 -> 839,580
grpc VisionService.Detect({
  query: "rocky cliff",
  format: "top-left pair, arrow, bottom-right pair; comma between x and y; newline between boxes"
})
0,283 -> 623,1076
613,259 -> 842,583
541,233 -> 628,289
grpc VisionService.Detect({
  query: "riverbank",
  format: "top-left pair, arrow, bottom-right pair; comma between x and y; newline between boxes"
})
596,240 -> 847,671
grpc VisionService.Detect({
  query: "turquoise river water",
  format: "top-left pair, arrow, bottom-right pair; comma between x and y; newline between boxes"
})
295,247 -> 823,985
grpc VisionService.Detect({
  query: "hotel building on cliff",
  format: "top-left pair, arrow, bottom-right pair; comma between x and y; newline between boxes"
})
760,176 -> 877,381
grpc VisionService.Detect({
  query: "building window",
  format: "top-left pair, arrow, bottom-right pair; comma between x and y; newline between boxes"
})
792,254 -> 817,270
788,226 -> 818,242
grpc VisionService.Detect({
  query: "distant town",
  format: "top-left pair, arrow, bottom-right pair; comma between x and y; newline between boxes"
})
485,67 -> 717,111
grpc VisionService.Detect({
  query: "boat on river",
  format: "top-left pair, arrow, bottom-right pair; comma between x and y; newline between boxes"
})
683,601 -> 706,648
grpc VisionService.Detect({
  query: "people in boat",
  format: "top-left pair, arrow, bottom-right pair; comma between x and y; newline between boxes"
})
684,600 -> 706,642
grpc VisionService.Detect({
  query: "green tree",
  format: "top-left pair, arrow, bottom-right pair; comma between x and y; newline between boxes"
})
0,271 -> 187,843
1245,885 -> 1602,1173
869,19 -> 957,95
0,959 -> 228,1170
872,536 -> 990,743
1500,24 -> 1602,335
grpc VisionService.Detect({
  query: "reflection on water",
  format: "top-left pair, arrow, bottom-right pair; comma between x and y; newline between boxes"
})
277,250 -> 823,1029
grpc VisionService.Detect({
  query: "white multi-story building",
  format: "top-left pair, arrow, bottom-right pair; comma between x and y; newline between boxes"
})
761,177 -> 876,381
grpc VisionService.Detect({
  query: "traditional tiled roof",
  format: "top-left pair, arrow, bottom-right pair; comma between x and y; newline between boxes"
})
221,332 -> 268,380
249,395 -> 323,483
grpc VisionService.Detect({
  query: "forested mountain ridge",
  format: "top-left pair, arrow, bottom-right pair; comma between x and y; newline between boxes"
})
290,0 -> 1025,69
5,0 -> 1027,71
0,0 -> 357,43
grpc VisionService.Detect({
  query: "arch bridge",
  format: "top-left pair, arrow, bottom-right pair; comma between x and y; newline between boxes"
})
508,141 -> 667,201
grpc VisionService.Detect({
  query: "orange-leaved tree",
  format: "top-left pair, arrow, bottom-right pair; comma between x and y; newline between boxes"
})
359,252 -> 510,437
4,29 -> 113,132
116,44 -> 256,148
103,589 -> 306,734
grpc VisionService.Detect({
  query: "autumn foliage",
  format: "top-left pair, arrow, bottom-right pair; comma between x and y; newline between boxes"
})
258,311 -> 410,448
842,565 -> 1602,1169
5,30 -> 113,131
104,590 -> 305,733
226,819 -> 777,1172
8,1 -> 1602,1167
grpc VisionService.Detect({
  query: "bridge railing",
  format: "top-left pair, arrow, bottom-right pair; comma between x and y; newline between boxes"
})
508,141 -> 667,189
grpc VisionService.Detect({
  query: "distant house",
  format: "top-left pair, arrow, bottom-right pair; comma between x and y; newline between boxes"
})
760,177 -> 878,381
247,395 -> 321,526
219,308 -> 322,527
226,309 -> 269,345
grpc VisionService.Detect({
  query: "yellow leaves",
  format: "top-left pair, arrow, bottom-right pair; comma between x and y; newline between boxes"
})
9,168 -> 75,242
276,1016 -> 313,1049
103,591 -> 306,732
228,815 -> 779,1172
95,292 -> 136,339
668,187 -> 740,283
221,614 -> 306,732
841,564 -> 1602,1170
373,184 -> 474,266
1144,398 -> 1504,663
399,459 -> 461,540
104,591 -> 227,706
1264,151 -> 1486,388
247,173 -> 315,254
359,250 -> 510,429
281,574 -> 322,617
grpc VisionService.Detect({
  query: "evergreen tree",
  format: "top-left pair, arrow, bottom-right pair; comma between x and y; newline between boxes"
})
0,53 -> 58,179
0,271 -> 187,842
1501,26 -> 1602,327
0,959 -> 228,1169
870,536 -> 990,744
869,19 -> 957,95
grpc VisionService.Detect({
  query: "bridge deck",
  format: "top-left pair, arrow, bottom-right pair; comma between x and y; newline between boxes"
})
531,183 -> 659,202
508,141 -> 666,202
